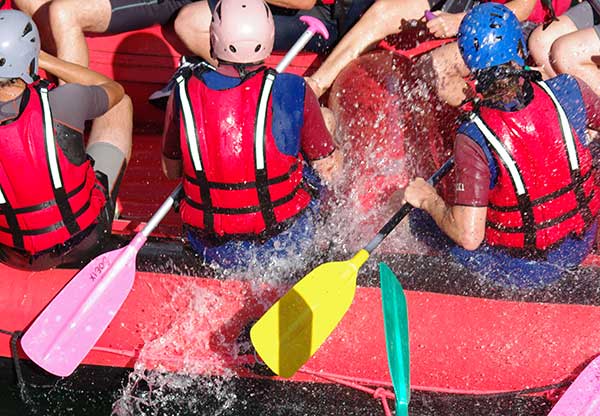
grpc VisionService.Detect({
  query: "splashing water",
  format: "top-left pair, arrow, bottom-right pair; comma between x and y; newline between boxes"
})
111,51 -> 457,415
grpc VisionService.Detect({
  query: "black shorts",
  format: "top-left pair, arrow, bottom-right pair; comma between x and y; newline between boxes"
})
0,172 -> 116,271
106,0 -> 197,34
564,1 -> 600,40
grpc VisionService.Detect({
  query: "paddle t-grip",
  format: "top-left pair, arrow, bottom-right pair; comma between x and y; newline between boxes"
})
425,10 -> 437,21
275,16 -> 329,73
364,157 -> 455,253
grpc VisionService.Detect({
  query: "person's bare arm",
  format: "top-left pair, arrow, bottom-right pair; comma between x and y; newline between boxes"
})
38,50 -> 124,109
310,149 -> 343,185
267,0 -> 316,9
403,177 -> 487,250
162,156 -> 183,180
427,0 -> 535,38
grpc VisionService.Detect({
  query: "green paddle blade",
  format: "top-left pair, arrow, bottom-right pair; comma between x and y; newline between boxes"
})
380,262 -> 410,415
250,250 -> 370,378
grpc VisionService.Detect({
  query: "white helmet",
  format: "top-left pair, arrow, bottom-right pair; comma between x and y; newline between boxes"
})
0,10 -> 40,84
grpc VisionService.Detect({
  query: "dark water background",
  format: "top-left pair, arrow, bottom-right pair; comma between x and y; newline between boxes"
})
0,361 -> 554,416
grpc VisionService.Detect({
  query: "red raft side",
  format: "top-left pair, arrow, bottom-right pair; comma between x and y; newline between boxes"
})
3,263 -> 600,395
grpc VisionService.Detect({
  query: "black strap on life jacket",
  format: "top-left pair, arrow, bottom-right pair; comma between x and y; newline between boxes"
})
37,83 -> 80,235
253,68 -> 278,230
175,70 -> 215,232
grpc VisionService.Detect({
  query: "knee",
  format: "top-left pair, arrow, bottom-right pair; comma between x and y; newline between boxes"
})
528,26 -> 551,64
121,94 -> 133,113
174,4 -> 208,40
49,0 -> 80,29
550,37 -> 577,74
368,0 -> 403,28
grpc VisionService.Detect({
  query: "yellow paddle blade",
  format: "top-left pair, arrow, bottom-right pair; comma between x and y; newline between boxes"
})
250,249 -> 370,378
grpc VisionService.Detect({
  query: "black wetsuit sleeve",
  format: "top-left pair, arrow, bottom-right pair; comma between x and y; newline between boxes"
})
49,84 -> 109,132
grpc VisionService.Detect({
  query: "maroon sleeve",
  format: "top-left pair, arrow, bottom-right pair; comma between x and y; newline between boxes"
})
453,133 -> 491,207
49,84 -> 109,132
300,86 -> 335,161
162,93 -> 182,160
576,78 -> 600,131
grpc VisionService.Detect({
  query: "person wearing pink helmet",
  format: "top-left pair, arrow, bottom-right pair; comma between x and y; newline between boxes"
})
174,0 -> 374,63
161,0 -> 342,270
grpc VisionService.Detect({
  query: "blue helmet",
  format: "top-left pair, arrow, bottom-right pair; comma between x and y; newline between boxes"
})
457,3 -> 527,72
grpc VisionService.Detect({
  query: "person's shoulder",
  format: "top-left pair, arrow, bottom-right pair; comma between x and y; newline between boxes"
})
274,72 -> 305,85
545,73 -> 580,92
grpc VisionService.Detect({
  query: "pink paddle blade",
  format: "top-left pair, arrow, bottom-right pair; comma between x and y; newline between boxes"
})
21,244 -> 138,377
549,355 -> 600,416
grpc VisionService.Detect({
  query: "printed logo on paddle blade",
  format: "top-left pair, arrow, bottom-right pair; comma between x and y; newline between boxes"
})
89,257 -> 108,281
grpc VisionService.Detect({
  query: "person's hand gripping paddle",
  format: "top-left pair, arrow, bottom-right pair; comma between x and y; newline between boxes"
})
250,158 -> 454,378
21,16 -> 330,378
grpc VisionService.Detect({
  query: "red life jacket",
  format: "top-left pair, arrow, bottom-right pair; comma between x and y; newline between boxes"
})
176,68 -> 312,238
471,81 -> 600,253
0,83 -> 106,253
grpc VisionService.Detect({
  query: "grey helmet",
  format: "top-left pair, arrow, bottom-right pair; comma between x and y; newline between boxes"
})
0,10 -> 40,84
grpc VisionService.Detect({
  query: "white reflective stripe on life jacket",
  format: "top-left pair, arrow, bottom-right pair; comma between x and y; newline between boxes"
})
40,87 -> 63,190
254,72 -> 275,171
470,113 -> 527,196
176,75 -> 204,173
535,80 -> 579,171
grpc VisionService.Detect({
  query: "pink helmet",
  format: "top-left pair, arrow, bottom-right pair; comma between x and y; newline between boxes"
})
210,0 -> 275,64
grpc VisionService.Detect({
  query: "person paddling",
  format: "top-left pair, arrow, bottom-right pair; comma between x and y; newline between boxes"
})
305,0 -> 570,105
403,3 -> 600,288
0,10 -> 132,270
161,0 -> 342,269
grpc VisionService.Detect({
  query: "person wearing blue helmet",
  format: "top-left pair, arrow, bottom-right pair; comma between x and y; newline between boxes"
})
402,3 -> 600,289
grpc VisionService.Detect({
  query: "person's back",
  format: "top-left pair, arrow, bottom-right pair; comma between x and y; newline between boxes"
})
161,0 -> 342,269
458,74 -> 600,253
403,4 -> 600,288
0,10 -> 132,270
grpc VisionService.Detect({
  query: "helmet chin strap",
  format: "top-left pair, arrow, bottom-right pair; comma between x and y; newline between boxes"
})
217,59 -> 264,79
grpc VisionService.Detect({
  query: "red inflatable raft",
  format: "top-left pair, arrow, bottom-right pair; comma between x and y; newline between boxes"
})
0,17 -> 599,416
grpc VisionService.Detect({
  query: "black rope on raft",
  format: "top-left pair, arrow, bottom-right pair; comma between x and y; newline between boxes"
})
3,328 -> 35,409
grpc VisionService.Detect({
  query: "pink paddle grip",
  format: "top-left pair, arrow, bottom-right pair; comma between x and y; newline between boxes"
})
300,15 -> 330,40
425,10 -> 437,21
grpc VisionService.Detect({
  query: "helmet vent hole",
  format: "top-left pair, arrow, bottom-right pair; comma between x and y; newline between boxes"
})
0,58 -> 5,67
254,44 -> 261,52
490,23 -> 500,29
473,38 -> 480,51
242,3 -> 246,7
229,45 -> 237,53
22,22 -> 32,37
495,35 -> 503,40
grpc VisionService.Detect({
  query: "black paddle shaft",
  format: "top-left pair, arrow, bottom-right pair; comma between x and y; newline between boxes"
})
363,157 -> 455,253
